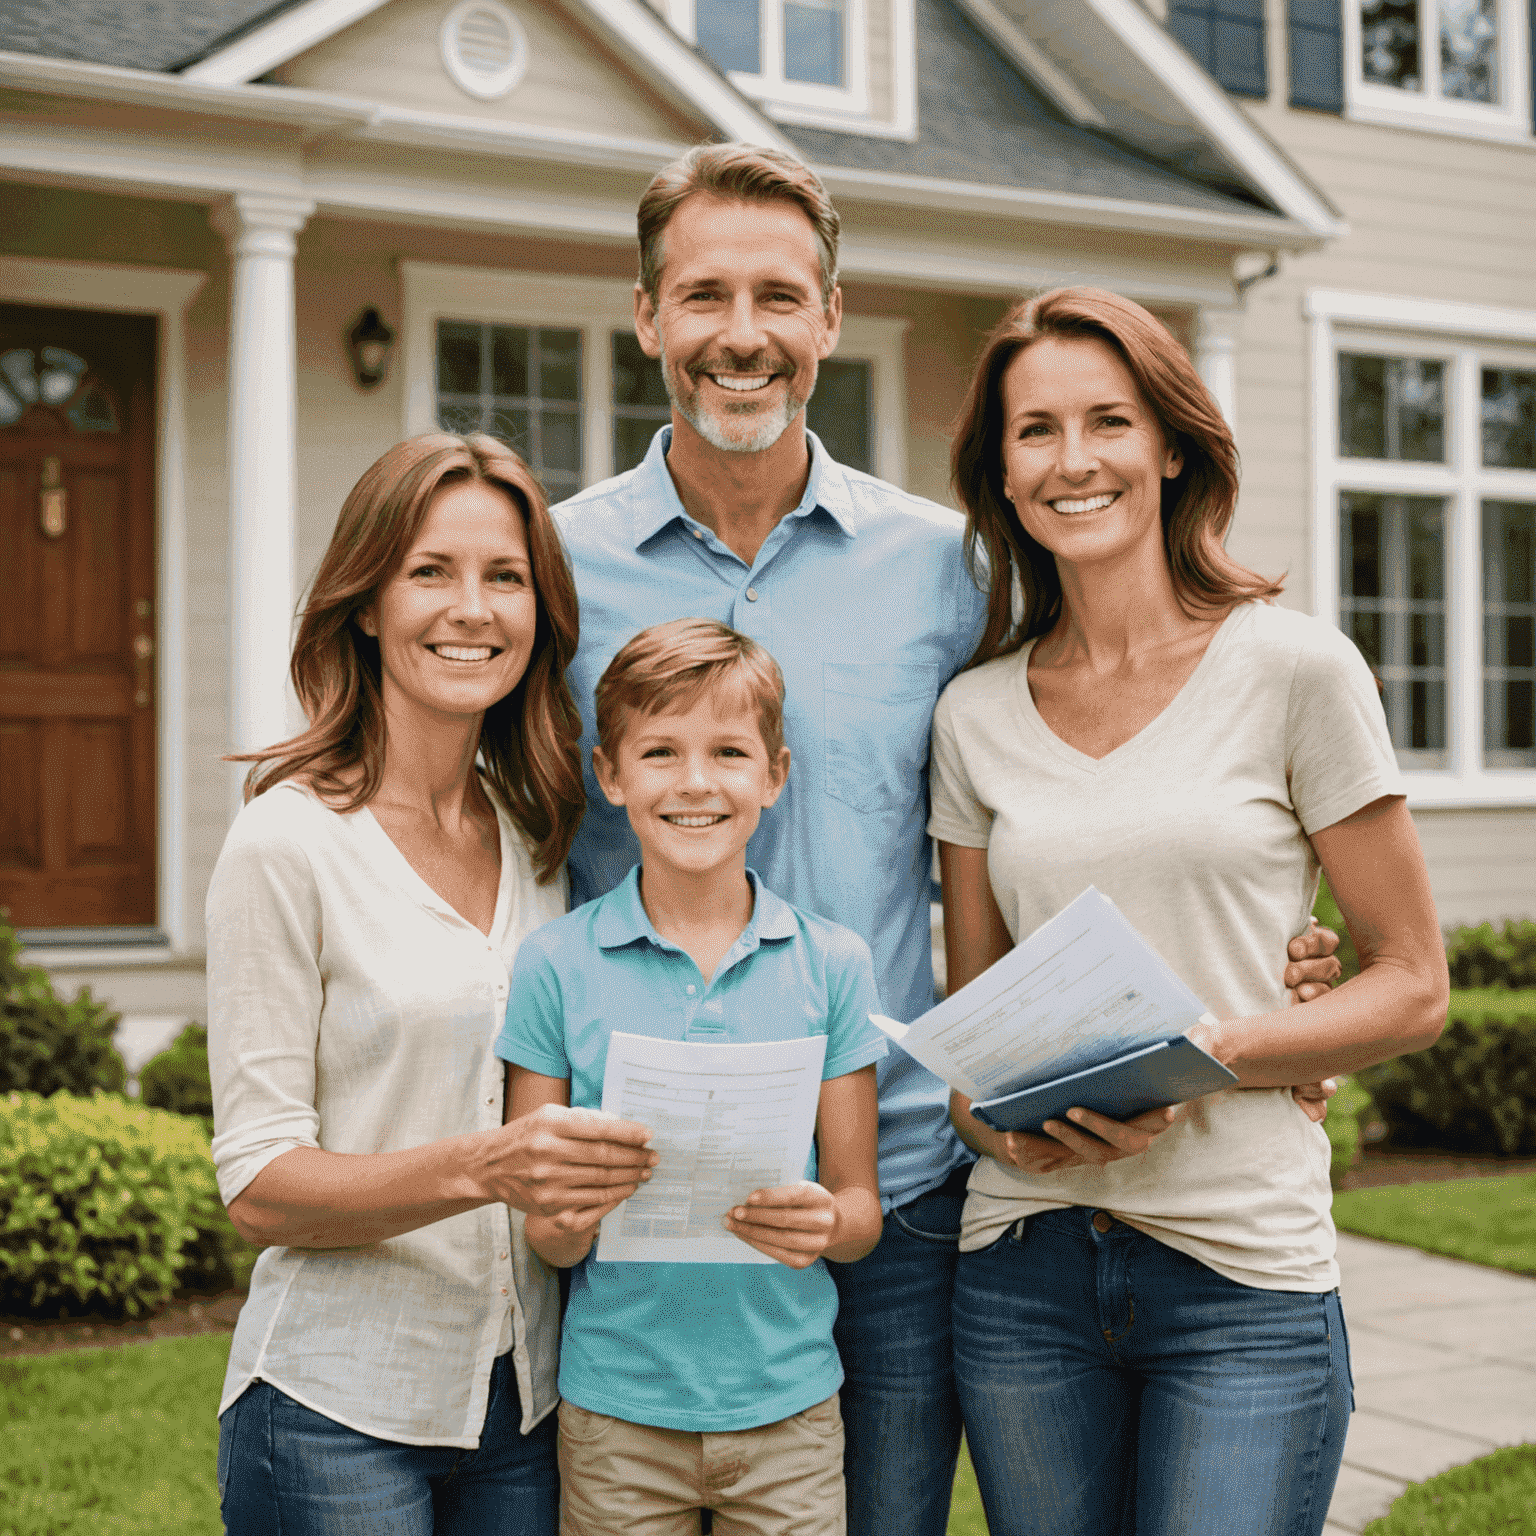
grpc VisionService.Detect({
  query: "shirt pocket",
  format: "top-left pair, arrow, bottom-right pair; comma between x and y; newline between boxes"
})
823,662 -> 942,814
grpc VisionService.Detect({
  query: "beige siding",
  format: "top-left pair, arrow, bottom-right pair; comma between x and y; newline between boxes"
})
272,0 -> 708,143
1414,809 -> 1536,925
866,0 -> 896,125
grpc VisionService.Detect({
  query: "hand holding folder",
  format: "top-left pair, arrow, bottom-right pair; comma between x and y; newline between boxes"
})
870,888 -> 1236,1137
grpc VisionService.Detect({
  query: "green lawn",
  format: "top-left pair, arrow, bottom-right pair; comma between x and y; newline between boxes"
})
1332,1173 -> 1536,1274
0,1333 -> 225,1535
1363,1444 -> 1536,1535
1444,987 -> 1536,1018
948,1443 -> 986,1535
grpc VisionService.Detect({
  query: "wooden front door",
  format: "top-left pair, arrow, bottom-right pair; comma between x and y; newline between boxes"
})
0,305 -> 157,930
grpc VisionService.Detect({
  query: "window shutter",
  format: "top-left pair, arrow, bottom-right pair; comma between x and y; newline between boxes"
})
1168,0 -> 1268,97
1288,0 -> 1344,112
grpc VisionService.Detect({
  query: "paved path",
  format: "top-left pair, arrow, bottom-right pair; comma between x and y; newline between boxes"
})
1325,1232 -> 1536,1532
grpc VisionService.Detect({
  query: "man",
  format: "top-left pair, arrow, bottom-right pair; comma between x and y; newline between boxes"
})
553,142 -> 1341,1536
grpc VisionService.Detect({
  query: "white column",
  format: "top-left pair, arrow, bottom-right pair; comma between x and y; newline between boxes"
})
209,193 -> 314,778
1192,305 -> 1243,437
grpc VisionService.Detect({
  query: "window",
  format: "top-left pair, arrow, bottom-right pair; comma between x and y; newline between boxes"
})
1168,0 -> 1268,98
671,0 -> 870,116
402,265 -> 907,499
1346,0 -> 1531,137
1310,291 -> 1536,800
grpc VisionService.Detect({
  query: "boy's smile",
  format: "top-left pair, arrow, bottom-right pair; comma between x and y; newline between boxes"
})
594,689 -> 790,882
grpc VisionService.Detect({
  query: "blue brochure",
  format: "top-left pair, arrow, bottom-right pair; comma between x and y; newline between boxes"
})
870,887 -> 1237,1132
969,1036 -> 1237,1135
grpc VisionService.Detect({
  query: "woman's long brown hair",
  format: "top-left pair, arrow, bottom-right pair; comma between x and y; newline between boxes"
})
233,433 -> 583,884
951,287 -> 1283,668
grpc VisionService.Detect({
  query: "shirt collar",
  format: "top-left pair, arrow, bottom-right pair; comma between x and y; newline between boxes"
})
627,426 -> 859,550
593,865 -> 797,951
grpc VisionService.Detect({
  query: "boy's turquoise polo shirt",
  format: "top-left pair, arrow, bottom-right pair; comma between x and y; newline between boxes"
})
495,866 -> 887,1432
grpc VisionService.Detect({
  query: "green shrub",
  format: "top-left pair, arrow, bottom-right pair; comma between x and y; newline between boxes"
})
140,1024 -> 213,1120
1311,878 -> 1360,982
1325,1076 -> 1375,1184
1359,1004 -> 1536,1156
0,916 -> 125,1097
0,1090 -> 219,1318
1444,918 -> 1536,989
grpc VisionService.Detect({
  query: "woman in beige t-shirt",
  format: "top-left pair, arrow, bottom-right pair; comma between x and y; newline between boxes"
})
932,290 -> 1448,1536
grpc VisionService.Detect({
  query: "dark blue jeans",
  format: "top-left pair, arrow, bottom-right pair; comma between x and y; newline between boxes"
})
828,1167 -> 968,1536
218,1351 -> 558,1536
953,1208 -> 1352,1536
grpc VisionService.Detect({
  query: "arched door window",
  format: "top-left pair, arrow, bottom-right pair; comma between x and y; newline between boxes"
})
0,346 -> 120,433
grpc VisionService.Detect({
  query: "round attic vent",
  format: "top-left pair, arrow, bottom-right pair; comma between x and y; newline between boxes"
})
440,0 -> 528,100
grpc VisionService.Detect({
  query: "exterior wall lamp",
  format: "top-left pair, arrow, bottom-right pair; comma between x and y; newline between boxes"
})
346,307 -> 395,390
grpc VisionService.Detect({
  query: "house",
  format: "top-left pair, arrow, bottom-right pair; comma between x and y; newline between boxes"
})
0,0 -> 1529,1035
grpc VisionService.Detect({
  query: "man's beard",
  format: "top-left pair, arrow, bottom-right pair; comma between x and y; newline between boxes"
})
660,342 -> 814,455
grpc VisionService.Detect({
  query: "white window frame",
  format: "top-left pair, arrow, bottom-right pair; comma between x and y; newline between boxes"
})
1345,0 -> 1532,143
1307,288 -> 1536,808
399,261 -> 909,488
662,0 -> 875,123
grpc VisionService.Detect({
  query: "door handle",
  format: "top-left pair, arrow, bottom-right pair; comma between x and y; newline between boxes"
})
39,456 -> 66,539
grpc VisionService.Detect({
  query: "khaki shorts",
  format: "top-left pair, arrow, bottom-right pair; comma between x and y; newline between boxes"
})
557,1393 -> 845,1536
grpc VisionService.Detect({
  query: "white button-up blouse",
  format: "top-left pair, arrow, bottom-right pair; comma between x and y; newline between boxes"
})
207,781 -> 566,1447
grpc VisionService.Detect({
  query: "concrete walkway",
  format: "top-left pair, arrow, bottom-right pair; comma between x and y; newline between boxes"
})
1325,1232 -> 1536,1532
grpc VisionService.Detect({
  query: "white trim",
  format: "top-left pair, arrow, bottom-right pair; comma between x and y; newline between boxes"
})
723,0 -> 872,118
0,257 -> 206,952
950,0 -> 1108,127
1343,0 -> 1532,145
1307,288 -> 1536,807
1305,290 -> 1536,345
399,261 -> 909,487
180,0 -> 392,84
817,163 -> 1321,248
438,0 -> 529,101
1075,0 -> 1347,239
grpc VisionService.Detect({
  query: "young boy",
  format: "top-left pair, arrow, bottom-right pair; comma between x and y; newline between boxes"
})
495,617 -> 886,1535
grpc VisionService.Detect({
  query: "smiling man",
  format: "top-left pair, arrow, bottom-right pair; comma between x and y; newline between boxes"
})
550,142 -> 1340,1536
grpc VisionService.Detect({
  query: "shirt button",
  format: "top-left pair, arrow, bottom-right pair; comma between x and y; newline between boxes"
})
500,1251 -> 509,1261
1092,1210 -> 1114,1234
692,526 -> 704,539
745,587 -> 759,602
486,1096 -> 495,1106
501,1287 -> 509,1296
686,983 -> 696,994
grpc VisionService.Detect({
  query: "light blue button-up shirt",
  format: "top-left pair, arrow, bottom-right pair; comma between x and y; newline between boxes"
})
495,865 -> 887,1431
555,427 -> 988,1210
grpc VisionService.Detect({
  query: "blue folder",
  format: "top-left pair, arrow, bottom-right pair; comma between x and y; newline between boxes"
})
969,1035 -> 1238,1136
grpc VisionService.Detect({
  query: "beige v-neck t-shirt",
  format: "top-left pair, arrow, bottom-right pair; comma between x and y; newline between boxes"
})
927,601 -> 1403,1291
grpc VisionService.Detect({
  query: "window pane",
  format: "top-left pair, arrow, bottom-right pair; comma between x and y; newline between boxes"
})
697,0 -> 762,74
490,326 -> 527,397
1339,491 -> 1447,766
541,408 -> 582,474
1339,353 -> 1445,461
536,330 -> 582,403
1360,0 -> 1421,89
1482,368 -> 1536,469
785,0 -> 844,86
1484,500 -> 1536,765
1440,0 -> 1498,102
611,332 -> 671,475
437,321 -> 483,395
806,358 -> 871,474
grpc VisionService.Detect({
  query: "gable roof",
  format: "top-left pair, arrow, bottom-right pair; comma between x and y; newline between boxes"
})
0,0 -> 295,73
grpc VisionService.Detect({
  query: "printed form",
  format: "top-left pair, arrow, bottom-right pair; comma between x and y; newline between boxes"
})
596,1032 -> 827,1264
871,887 -> 1213,1101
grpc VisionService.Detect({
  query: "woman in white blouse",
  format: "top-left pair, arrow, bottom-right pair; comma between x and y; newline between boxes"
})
208,434 -> 656,1536
931,291 -> 1448,1536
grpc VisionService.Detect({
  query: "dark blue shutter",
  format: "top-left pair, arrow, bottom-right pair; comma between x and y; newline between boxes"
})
1169,0 -> 1268,97
1288,0 -> 1344,112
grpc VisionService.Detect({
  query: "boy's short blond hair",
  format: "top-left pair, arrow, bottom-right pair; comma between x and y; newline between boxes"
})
595,618 -> 786,760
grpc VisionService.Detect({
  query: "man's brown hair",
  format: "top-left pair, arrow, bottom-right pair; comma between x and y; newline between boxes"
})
636,142 -> 840,308
595,618 -> 786,761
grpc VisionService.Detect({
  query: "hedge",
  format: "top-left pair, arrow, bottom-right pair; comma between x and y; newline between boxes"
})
1445,919 -> 1536,990
1359,998 -> 1536,1157
0,1091 -> 230,1318
140,1024 -> 213,1121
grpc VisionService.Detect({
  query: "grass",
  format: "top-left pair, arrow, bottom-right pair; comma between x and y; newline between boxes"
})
0,1333 -> 225,1535
1363,1444 -> 1536,1535
1445,987 -> 1536,1018
948,1442 -> 986,1535
1332,1173 -> 1536,1274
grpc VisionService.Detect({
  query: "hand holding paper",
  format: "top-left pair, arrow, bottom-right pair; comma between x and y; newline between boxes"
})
871,888 -> 1237,1137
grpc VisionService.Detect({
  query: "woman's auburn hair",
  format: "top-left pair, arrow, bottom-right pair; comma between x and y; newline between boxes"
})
950,286 -> 1283,668
234,432 -> 584,884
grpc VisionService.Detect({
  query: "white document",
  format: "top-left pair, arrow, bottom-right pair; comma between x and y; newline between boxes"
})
871,886 -> 1211,1101
595,1031 -> 827,1264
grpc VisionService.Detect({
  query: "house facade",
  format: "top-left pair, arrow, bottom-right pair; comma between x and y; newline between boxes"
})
0,0 -> 1529,1028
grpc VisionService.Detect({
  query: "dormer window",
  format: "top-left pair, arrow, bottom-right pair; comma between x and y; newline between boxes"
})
671,0 -> 869,115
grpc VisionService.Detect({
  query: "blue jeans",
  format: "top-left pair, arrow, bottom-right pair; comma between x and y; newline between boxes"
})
953,1208 -> 1352,1536
218,1351 -> 558,1536
828,1166 -> 968,1536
